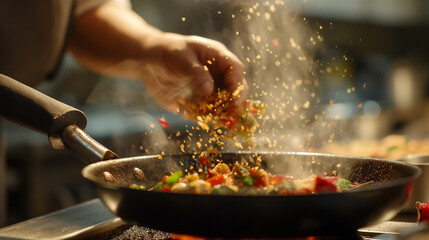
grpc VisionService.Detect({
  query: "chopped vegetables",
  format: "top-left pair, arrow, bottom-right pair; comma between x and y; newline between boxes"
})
336,179 -> 352,190
243,176 -> 253,186
314,176 -> 337,193
130,162 -> 359,195
129,184 -> 147,190
150,171 -> 183,192
165,170 -> 183,185
156,117 -> 170,128
205,175 -> 226,186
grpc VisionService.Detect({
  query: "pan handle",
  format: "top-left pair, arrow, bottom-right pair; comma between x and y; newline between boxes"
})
62,125 -> 118,163
0,74 -> 117,162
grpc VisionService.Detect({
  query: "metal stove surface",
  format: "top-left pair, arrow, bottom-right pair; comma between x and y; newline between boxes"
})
0,199 -> 420,240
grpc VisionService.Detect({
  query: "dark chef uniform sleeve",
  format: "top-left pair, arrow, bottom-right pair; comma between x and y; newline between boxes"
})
0,0 -> 130,87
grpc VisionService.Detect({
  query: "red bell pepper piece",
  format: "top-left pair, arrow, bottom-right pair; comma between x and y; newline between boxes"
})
253,177 -> 267,187
157,117 -> 170,128
158,184 -> 171,192
222,118 -> 236,130
314,175 -> 338,193
161,175 -> 168,183
417,201 -> 429,223
205,175 -> 226,186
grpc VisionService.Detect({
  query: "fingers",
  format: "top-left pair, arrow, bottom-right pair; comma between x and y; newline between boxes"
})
189,37 -> 247,99
160,35 -> 247,102
191,65 -> 214,97
174,51 -> 215,97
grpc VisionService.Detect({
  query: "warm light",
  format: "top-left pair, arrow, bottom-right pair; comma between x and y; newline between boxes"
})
171,234 -> 322,240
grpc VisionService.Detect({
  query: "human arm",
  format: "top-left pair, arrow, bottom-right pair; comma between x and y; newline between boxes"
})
68,2 -> 248,112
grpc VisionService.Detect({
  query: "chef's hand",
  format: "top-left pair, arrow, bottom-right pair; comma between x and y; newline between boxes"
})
139,33 -> 248,113
69,2 -> 247,115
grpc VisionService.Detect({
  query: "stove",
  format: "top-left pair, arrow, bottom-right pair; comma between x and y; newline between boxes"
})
0,199 -> 421,240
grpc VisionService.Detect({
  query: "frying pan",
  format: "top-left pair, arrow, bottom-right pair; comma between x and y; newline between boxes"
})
0,74 -> 421,238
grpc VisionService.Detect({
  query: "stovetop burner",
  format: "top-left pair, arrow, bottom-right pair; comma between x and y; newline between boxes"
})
0,199 -> 419,240
110,225 -> 369,240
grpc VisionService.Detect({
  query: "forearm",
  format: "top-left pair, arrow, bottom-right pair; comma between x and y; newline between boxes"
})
68,2 -> 162,79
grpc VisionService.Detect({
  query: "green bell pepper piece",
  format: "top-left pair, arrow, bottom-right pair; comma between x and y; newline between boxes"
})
337,179 -> 351,190
165,170 -> 183,185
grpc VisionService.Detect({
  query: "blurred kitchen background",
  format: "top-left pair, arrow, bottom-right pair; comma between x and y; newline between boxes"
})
2,0 -> 429,226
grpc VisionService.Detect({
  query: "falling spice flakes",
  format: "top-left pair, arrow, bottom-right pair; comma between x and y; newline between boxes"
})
197,121 -> 210,132
289,38 -> 297,48
264,12 -> 271,20
272,38 -> 279,46
303,101 -> 310,109
157,117 -> 170,128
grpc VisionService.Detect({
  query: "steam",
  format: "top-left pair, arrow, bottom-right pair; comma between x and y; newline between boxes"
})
86,76 -> 177,157
140,64 -> 193,111
108,111 -> 176,157
223,0 -> 328,151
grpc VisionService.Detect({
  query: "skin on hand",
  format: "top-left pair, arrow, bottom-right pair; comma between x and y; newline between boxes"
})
139,33 -> 248,112
68,2 -> 248,114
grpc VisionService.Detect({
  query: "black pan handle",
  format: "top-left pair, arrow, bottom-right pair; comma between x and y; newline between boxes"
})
0,74 -> 117,162
0,74 -> 87,148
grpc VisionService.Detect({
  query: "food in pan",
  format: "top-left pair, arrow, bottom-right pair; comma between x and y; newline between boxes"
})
129,161 -> 358,195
